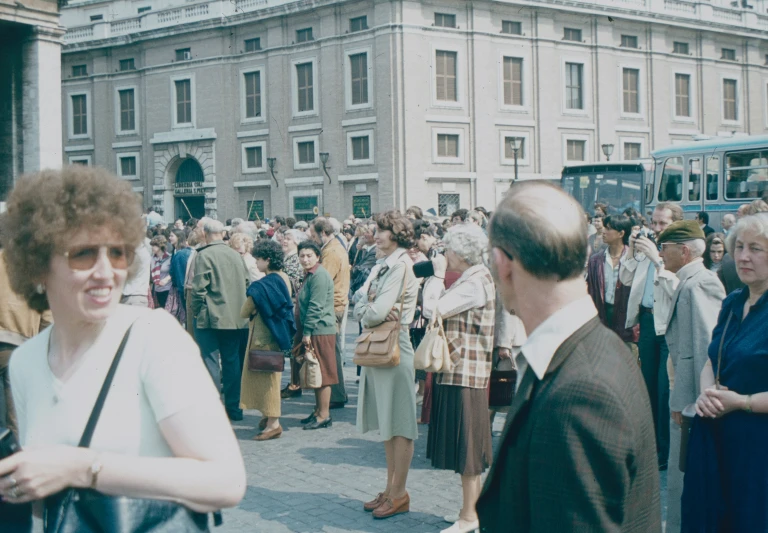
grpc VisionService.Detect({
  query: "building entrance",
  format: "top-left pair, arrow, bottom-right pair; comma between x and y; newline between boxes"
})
173,158 -> 206,221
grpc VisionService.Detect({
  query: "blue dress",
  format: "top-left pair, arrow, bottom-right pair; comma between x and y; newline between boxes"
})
681,288 -> 768,532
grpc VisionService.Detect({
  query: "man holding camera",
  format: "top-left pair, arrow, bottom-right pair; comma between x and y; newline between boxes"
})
619,202 -> 683,470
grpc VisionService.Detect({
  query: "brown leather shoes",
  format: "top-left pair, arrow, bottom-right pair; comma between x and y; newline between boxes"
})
258,418 -> 268,431
253,426 -> 282,441
372,492 -> 409,519
363,492 -> 386,512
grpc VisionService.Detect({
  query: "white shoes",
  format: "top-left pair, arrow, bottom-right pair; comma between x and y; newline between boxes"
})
440,519 -> 479,533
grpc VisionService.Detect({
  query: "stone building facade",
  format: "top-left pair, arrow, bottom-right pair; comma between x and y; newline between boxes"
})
0,0 -> 63,203
60,0 -> 768,221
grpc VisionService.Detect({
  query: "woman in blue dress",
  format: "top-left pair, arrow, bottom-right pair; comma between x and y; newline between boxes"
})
682,213 -> 768,532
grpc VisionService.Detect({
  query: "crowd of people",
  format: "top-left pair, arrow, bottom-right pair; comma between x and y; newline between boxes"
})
0,164 -> 766,533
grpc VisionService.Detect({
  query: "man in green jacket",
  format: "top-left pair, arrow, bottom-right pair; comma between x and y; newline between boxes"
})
191,219 -> 250,421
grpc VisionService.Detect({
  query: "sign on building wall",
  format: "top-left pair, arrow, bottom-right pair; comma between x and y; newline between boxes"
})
247,200 -> 264,222
353,195 -> 371,218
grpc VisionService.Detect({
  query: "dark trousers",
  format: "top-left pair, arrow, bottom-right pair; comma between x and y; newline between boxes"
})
638,311 -> 670,464
330,311 -> 348,404
195,328 -> 247,417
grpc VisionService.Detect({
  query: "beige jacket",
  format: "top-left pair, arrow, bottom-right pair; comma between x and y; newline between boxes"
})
0,250 -> 53,347
619,253 -> 678,336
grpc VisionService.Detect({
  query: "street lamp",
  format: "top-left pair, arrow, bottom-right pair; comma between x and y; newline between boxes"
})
601,143 -> 615,162
320,152 -> 331,184
508,137 -> 523,182
267,157 -> 278,187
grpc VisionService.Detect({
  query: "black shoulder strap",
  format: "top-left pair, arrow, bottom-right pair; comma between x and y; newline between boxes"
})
77,322 -> 137,448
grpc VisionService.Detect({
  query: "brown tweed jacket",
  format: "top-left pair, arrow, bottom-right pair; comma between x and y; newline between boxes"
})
476,317 -> 661,533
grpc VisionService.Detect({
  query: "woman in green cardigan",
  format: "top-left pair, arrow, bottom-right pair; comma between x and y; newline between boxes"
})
295,240 -> 338,430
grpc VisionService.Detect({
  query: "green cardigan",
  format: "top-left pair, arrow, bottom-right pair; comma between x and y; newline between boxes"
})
298,265 -> 337,336
190,241 -> 249,330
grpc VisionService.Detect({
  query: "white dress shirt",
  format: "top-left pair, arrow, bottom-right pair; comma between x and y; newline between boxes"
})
515,295 -> 598,389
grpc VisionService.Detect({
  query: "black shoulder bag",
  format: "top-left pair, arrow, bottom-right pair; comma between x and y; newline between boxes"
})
44,324 -> 222,533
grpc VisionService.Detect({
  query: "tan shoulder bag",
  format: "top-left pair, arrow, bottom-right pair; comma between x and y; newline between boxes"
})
353,269 -> 407,368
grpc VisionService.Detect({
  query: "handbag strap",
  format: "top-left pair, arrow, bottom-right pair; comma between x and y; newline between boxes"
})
714,311 -> 733,390
77,322 -> 137,448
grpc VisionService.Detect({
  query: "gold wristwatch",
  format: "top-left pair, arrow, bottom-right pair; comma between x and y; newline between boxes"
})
89,457 -> 103,489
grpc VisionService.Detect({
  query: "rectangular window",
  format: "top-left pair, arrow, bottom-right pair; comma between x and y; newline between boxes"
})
244,71 -> 261,119
723,79 -> 738,121
247,200 -> 264,222
349,16 -> 368,32
501,20 -> 522,35
175,48 -> 191,61
175,79 -> 192,124
71,159 -> 89,166
622,68 -> 640,114
725,150 -> 768,200
296,62 -> 314,112
658,156 -> 683,202
437,134 -> 459,158
566,139 -> 585,161
293,195 -> 319,222
297,141 -> 315,164
244,38 -> 261,52
563,28 -> 582,42
296,28 -> 313,43
119,58 -> 135,71
71,94 -> 87,136
621,35 -> 638,48
689,157 -> 702,202
721,48 -> 736,61
351,136 -> 370,161
72,65 -> 87,77
118,89 -> 135,131
675,73 -> 691,117
349,53 -> 368,106
673,41 -> 689,55
624,142 -> 641,160
504,137 -> 526,160
120,156 -> 137,177
503,57 -> 523,106
90,14 -> 103,21
353,195 -> 371,218
245,146 -> 263,169
565,63 -> 583,110
706,156 -> 719,201
137,6 -> 151,13
438,193 -> 460,217
434,13 -> 456,28
435,50 -> 458,102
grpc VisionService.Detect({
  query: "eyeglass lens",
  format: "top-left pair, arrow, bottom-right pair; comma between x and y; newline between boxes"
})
66,245 -> 133,270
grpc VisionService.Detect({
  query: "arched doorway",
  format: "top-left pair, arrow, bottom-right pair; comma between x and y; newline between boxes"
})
173,158 -> 206,222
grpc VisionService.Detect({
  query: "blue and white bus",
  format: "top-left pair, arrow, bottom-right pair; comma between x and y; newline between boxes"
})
561,160 -> 652,216
647,135 -> 768,228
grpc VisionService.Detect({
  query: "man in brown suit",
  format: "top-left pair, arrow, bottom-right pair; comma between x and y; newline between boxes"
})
477,182 -> 661,532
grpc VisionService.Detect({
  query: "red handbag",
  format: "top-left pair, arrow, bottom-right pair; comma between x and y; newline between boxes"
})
247,350 -> 285,372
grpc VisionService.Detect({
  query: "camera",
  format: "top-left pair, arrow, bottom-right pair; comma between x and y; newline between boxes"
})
638,227 -> 655,243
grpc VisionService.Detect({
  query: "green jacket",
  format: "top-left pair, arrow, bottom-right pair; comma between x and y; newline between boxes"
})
298,265 -> 336,336
190,241 -> 249,330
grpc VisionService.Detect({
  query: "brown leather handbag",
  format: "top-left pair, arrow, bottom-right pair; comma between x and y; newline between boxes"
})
353,270 -> 408,368
247,350 -> 285,372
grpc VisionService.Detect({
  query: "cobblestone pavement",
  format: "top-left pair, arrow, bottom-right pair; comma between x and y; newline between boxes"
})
218,320 -> 667,533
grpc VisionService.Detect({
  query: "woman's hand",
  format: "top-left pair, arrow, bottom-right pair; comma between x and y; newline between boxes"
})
385,308 -> 400,322
0,446 -> 95,503
432,255 -> 447,279
302,335 -> 311,346
701,388 -> 746,418
695,386 -> 724,418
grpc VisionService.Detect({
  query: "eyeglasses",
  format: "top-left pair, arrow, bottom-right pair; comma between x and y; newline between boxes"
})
63,244 -> 134,271
660,242 -> 683,251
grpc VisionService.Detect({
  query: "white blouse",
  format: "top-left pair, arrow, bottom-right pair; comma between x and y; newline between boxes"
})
10,305 -> 221,457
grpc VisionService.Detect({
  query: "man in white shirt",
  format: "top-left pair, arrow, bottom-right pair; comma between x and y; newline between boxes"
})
477,182 -> 660,532
619,202 -> 683,470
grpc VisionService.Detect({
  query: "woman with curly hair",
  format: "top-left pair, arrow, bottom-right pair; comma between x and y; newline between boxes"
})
149,235 -> 172,308
0,166 -> 245,524
240,240 -> 296,441
355,210 -> 420,520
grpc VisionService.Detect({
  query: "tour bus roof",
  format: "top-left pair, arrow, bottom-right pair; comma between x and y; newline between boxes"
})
561,159 -> 652,173
652,134 -> 768,159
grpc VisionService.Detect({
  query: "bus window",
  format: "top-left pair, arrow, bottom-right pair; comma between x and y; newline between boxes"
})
644,161 -> 655,205
658,157 -> 683,202
706,156 -> 719,201
725,150 -> 768,200
688,158 -> 701,202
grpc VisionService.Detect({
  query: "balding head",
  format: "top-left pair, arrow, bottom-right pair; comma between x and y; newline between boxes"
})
489,182 -> 587,281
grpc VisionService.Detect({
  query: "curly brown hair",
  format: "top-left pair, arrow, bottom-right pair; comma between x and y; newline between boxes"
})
1,166 -> 145,311
375,210 -> 415,249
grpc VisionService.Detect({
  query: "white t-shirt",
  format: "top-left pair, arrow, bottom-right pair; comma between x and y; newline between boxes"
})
9,305 -> 221,457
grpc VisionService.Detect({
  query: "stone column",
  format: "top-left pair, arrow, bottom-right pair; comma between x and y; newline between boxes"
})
21,28 -> 64,173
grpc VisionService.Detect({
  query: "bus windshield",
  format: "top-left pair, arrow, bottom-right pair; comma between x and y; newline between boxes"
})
561,162 -> 650,216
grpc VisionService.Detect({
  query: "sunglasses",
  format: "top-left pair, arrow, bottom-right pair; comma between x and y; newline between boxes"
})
63,244 -> 135,271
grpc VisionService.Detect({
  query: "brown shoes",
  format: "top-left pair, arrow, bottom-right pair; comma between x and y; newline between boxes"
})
252,425 -> 282,441
258,418 -> 268,431
372,492 -> 410,519
363,493 -> 386,512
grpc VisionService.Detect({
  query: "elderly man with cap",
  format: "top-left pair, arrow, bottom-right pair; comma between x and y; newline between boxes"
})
658,220 -> 725,532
